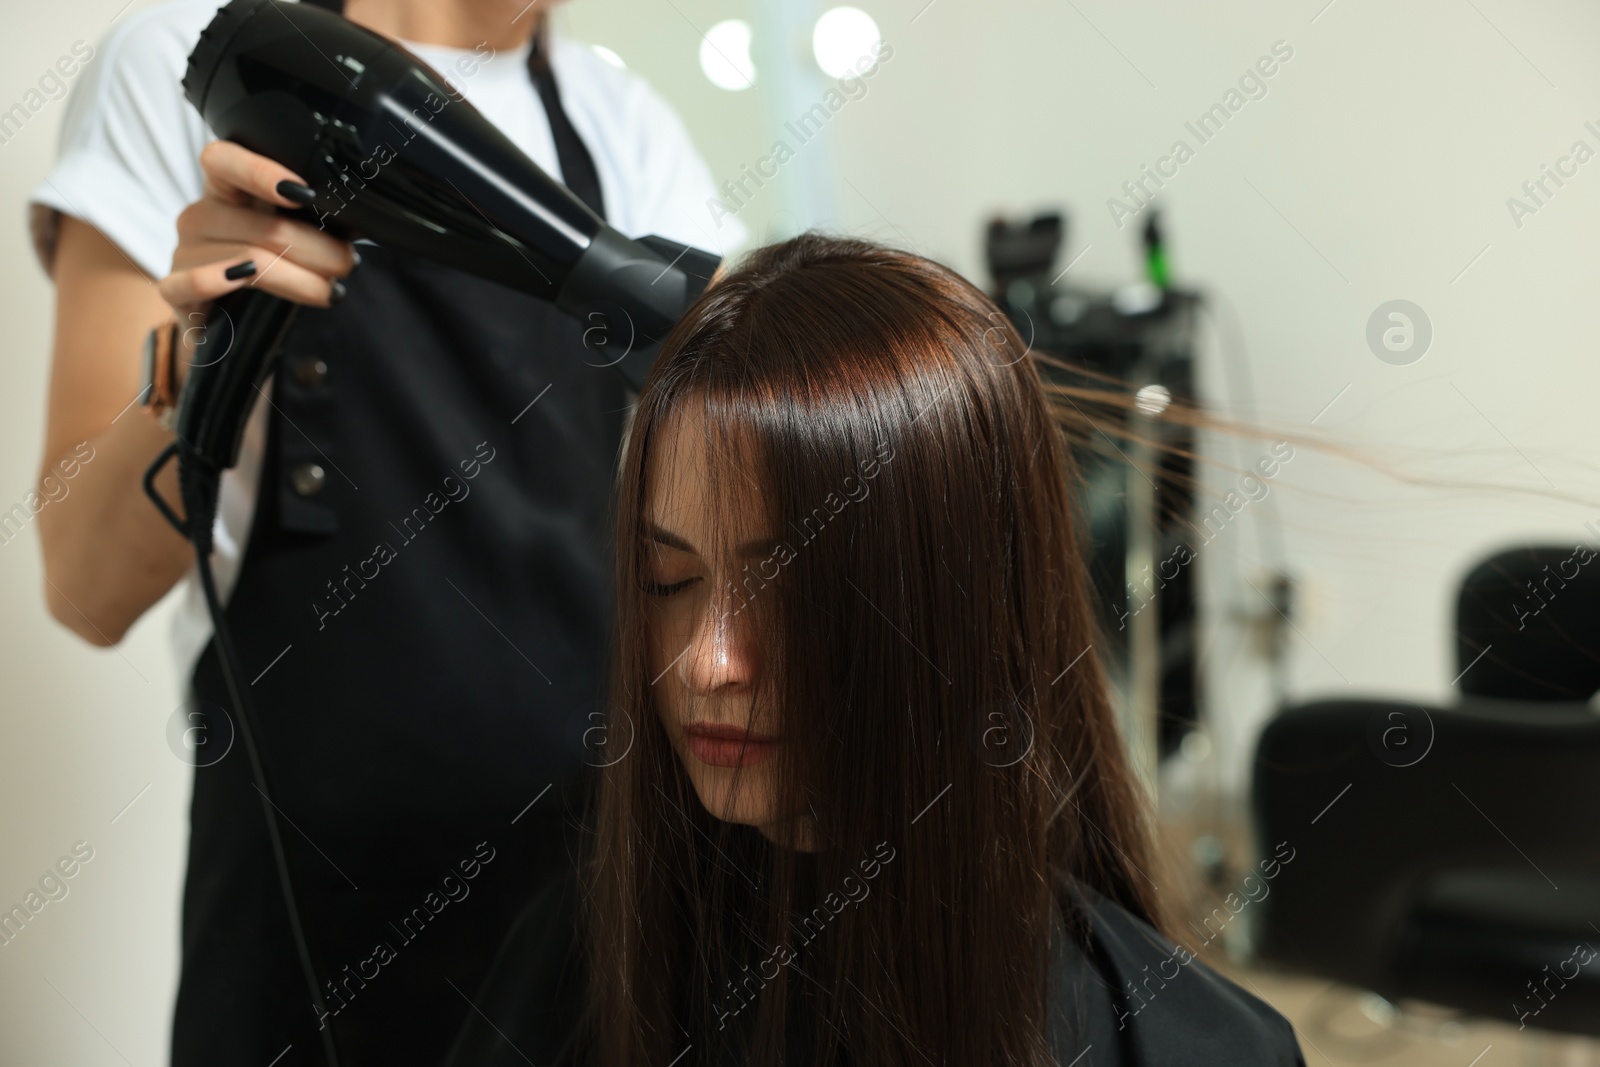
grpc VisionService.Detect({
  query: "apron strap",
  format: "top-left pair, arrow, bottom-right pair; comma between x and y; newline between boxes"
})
528,35 -> 607,219
293,0 -> 607,219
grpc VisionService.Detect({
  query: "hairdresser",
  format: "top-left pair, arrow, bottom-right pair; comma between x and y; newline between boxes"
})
29,0 -> 741,1062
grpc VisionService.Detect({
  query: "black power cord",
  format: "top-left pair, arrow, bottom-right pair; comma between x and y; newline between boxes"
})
145,441 -> 342,1067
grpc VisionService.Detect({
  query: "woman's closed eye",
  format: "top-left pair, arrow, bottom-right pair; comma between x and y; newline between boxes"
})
643,576 -> 697,597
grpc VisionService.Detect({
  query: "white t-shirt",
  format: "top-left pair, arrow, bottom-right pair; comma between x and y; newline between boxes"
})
28,0 -> 745,684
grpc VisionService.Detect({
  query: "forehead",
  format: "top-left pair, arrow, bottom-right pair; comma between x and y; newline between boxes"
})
642,402 -> 769,548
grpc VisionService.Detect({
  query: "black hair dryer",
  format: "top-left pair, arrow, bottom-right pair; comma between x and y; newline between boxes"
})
175,0 -> 720,486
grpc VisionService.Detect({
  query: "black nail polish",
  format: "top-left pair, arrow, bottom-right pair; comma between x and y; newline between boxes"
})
224,260 -> 257,281
329,279 -> 347,304
276,179 -> 317,206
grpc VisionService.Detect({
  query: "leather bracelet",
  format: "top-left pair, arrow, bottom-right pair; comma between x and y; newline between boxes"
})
140,315 -> 181,431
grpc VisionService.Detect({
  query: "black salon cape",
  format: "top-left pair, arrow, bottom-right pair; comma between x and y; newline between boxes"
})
442,871 -> 1306,1066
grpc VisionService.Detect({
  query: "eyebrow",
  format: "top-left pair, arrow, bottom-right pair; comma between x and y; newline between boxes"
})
646,521 -> 779,559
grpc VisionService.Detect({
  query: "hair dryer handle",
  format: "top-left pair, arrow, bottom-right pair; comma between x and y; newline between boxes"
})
174,287 -> 301,475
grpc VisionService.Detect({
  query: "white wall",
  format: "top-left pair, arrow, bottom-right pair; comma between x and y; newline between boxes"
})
5,0 -> 1599,1061
2,1 -> 194,1063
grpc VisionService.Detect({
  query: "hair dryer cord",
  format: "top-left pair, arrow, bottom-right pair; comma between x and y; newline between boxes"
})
144,443 -> 342,1067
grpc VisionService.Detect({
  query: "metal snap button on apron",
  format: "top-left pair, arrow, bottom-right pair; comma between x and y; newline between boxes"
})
293,357 -> 329,387
290,462 -> 326,495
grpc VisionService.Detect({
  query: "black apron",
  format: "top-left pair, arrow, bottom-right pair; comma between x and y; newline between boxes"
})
174,11 -> 621,1065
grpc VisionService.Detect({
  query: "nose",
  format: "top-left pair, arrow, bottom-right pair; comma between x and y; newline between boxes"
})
678,580 -> 759,695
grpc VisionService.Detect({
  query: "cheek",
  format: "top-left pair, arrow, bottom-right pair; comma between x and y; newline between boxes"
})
645,597 -> 693,684
650,595 -> 692,639
743,765 -> 783,826
647,615 -> 681,725
647,598 -> 704,740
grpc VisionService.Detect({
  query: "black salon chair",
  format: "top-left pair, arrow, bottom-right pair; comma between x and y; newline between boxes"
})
1249,545 -> 1600,1036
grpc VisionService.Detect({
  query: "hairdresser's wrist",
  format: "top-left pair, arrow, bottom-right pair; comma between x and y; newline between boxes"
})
158,304 -> 211,410
140,312 -> 184,431
171,305 -> 205,395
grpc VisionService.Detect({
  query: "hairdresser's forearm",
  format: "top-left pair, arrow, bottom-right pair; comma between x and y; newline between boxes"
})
37,413 -> 193,646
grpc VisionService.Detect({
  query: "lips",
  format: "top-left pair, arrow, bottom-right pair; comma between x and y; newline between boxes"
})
683,722 -> 781,768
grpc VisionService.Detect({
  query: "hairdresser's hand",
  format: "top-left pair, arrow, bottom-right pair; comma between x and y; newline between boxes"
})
159,139 -> 359,380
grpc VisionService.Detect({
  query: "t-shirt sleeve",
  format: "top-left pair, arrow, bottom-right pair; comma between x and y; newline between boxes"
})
620,81 -> 749,259
554,41 -> 748,262
26,3 -> 213,281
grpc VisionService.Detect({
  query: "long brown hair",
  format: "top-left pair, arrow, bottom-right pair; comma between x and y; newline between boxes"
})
587,233 -> 1171,1066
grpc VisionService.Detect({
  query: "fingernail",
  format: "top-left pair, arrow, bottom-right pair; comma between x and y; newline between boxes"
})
329,279 -> 347,304
224,260 -> 257,281
276,179 -> 317,206
350,246 -> 362,269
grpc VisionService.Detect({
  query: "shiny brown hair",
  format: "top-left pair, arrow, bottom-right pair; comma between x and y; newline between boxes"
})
586,233 -> 1171,1066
